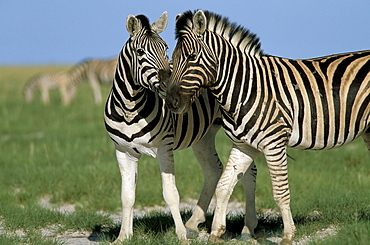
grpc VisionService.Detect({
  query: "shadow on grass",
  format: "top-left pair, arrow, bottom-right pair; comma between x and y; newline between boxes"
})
90,208 -> 370,243
91,212 -> 294,243
90,211 -> 191,243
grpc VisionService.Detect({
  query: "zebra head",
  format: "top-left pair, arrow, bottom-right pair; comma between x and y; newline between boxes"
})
166,10 -> 219,114
125,12 -> 171,99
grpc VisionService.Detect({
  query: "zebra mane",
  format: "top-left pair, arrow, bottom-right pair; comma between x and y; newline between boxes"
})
175,10 -> 264,56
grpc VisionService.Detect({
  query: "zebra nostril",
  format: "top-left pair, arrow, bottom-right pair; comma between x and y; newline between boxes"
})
166,93 -> 179,110
173,98 -> 179,107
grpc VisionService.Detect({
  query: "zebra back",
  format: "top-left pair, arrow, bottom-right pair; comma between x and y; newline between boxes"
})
69,58 -> 117,87
267,51 -> 370,149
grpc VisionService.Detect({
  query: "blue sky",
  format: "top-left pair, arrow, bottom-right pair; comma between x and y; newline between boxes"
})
1,1 -> 369,65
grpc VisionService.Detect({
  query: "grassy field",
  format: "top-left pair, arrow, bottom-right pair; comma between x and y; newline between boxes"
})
0,66 -> 369,244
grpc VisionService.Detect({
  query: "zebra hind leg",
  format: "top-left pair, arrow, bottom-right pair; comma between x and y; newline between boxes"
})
264,146 -> 296,244
239,162 -> 258,241
186,124 -> 223,238
157,147 -> 187,241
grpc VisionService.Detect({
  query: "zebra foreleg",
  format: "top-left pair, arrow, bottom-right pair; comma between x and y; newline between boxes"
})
113,149 -> 139,244
157,147 -> 187,241
23,86 -> 34,103
88,76 -> 102,104
209,146 -> 258,242
186,126 -> 223,238
240,161 -> 258,241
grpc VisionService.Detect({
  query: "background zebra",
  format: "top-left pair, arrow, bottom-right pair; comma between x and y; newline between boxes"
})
23,57 -> 116,105
69,57 -> 117,104
23,71 -> 76,105
165,10 -> 370,244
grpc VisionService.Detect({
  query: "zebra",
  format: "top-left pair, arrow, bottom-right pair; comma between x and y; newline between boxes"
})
69,57 -> 117,104
23,71 -> 76,105
165,10 -> 370,244
104,11 -> 258,243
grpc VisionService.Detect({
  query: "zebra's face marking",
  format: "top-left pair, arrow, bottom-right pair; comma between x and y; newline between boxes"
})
166,10 -> 218,114
130,38 -> 169,94
126,12 -> 171,99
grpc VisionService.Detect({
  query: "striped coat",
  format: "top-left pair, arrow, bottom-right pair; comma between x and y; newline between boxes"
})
165,10 -> 370,243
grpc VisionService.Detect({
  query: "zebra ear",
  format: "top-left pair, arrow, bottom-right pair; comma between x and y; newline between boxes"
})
193,10 -> 207,35
126,14 -> 140,36
175,13 -> 183,23
151,11 -> 168,34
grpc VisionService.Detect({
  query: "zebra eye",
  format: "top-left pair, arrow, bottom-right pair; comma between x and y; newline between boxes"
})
188,53 -> 197,61
136,48 -> 145,56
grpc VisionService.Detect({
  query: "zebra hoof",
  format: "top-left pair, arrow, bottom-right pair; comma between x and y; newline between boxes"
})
186,228 -> 199,239
239,233 -> 253,241
280,238 -> 293,245
239,234 -> 258,244
209,235 -> 224,244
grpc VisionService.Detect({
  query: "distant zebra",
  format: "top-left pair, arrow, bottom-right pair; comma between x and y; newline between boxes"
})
104,12 -> 257,243
165,10 -> 370,244
69,57 -> 117,104
23,71 -> 76,105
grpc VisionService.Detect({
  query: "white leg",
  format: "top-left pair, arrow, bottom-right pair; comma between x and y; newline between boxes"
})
240,162 -> 258,240
88,76 -> 102,104
59,79 -> 77,106
210,146 -> 259,242
157,147 -> 187,241
186,124 -> 223,237
113,149 -> 139,243
41,86 -> 50,104
264,146 -> 296,244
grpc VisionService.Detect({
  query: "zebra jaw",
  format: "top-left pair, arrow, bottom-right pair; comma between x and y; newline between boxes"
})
191,86 -> 206,104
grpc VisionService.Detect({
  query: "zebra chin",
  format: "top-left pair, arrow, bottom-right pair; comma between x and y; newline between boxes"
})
166,100 -> 191,114
165,92 -> 192,114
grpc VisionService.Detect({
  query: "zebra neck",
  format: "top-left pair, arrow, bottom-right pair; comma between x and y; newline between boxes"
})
211,50 -> 258,119
108,56 -> 162,120
111,74 -> 149,111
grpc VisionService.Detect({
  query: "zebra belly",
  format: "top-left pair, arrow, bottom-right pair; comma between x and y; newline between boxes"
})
287,123 -> 369,150
108,131 -> 162,158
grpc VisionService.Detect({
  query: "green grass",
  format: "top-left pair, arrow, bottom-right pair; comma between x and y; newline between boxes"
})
0,66 -> 369,244
0,232 -> 62,245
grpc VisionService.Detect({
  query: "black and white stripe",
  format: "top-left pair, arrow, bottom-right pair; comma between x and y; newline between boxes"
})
104,12 -> 258,243
166,10 -> 370,243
